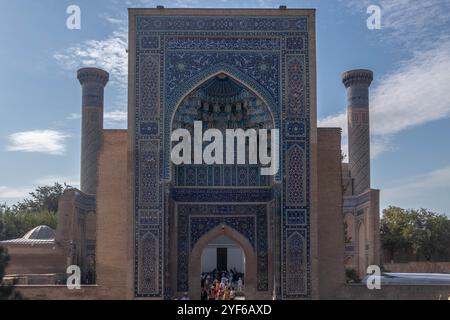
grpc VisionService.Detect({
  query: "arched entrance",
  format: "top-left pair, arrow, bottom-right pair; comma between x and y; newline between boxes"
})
189,224 -> 257,300
165,68 -> 279,181
169,71 -> 275,300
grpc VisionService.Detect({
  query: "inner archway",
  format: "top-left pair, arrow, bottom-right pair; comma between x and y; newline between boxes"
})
189,225 -> 257,300
200,235 -> 245,300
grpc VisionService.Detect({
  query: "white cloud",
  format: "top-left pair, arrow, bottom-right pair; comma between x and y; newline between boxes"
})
317,112 -> 347,137
317,113 -> 348,160
66,109 -> 128,129
346,0 -> 450,47
53,0 -> 277,89
385,165 -> 450,196
34,176 -> 80,188
320,0 -> 450,158
7,130 -> 69,155
382,165 -> 450,214
54,11 -> 131,112
0,177 -> 79,204
67,113 -> 81,120
55,0 -> 450,158
371,136 -> 395,158
319,39 -> 450,158
104,17 -> 125,25
172,0 -> 200,8
0,186 -> 32,199
54,28 -> 128,89
371,40 -> 450,136
317,114 -> 393,160
104,110 -> 127,123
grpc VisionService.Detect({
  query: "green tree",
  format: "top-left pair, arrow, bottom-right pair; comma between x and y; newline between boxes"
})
411,209 -> 450,261
381,206 -> 450,262
0,182 -> 69,241
380,206 -> 415,261
12,183 -> 70,213
0,209 -> 57,241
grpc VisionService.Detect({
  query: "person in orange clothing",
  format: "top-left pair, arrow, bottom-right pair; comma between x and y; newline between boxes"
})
215,279 -> 220,291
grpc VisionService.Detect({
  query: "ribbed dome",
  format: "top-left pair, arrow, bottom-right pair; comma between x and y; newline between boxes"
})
203,74 -> 243,100
23,225 -> 55,240
173,73 -> 274,132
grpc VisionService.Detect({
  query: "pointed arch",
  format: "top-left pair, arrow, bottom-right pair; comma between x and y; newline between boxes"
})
138,231 -> 159,294
286,231 -> 307,295
188,224 -> 257,300
164,64 -> 279,179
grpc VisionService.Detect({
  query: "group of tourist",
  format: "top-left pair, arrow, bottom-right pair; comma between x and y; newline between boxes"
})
200,270 -> 244,300
202,268 -> 244,285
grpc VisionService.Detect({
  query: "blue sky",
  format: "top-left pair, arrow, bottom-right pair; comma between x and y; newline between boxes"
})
1,0 -> 450,215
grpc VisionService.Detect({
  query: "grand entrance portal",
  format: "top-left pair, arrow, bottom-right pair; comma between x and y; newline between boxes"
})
131,10 -> 313,300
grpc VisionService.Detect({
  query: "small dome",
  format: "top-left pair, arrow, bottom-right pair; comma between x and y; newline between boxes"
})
23,225 -> 55,240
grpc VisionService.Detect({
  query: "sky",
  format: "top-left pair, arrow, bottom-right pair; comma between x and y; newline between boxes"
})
0,0 -> 450,215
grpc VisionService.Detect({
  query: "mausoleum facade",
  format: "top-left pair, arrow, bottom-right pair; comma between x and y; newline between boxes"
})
1,8 -> 380,300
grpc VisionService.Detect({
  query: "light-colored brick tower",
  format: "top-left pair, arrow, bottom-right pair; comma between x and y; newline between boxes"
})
342,69 -> 373,196
77,68 -> 109,195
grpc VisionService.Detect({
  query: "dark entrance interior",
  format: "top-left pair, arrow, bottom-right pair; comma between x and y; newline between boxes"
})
217,248 -> 227,271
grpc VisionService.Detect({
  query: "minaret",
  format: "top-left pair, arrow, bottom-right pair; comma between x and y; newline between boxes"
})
342,69 -> 373,196
77,68 -> 109,195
